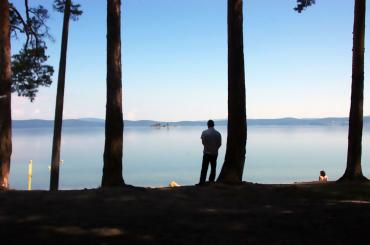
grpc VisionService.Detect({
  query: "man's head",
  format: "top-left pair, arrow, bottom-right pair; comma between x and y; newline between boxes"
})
207,120 -> 215,128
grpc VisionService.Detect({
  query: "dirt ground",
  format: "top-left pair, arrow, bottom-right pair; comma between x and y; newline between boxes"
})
1,182 -> 370,244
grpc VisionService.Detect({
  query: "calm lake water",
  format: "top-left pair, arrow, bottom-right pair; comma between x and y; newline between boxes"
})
9,126 -> 370,190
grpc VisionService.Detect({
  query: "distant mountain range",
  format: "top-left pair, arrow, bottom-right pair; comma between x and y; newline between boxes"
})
11,116 -> 370,128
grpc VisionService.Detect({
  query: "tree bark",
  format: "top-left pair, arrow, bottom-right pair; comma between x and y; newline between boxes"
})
0,0 -> 12,189
217,0 -> 246,184
50,0 -> 71,191
339,0 -> 368,182
102,0 -> 125,187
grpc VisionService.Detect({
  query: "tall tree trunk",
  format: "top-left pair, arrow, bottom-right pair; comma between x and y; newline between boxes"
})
102,0 -> 125,187
339,0 -> 368,182
217,0 -> 246,184
50,0 -> 71,191
0,0 -> 12,189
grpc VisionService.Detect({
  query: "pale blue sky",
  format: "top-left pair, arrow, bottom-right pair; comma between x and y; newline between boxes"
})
11,0 -> 370,121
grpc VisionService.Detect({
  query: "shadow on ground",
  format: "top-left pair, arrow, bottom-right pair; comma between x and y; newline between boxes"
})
1,182 -> 370,244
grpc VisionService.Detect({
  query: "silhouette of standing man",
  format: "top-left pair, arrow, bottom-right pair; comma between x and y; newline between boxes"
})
199,120 -> 222,185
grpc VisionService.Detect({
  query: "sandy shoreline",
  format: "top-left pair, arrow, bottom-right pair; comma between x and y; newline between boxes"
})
1,182 -> 370,244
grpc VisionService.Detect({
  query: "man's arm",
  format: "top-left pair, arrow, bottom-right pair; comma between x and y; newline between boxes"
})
217,133 -> 222,148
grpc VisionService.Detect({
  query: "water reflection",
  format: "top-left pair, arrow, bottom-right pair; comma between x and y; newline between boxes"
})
9,126 -> 370,190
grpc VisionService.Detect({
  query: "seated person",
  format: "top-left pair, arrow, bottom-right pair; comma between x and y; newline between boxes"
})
319,170 -> 328,182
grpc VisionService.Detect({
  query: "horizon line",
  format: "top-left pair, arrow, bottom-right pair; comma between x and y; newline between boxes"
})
11,115 -> 370,122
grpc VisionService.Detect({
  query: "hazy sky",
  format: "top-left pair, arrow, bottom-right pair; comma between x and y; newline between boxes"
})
11,0 -> 370,121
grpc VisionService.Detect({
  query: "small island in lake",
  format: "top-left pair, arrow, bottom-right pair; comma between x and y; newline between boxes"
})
150,122 -> 175,128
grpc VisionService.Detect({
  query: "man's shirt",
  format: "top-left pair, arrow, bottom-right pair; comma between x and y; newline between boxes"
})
201,127 -> 222,156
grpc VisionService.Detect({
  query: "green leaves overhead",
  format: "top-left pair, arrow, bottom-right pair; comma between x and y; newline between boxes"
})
9,0 -> 54,102
11,47 -> 53,102
53,0 -> 83,21
9,3 -> 52,49
295,0 -> 316,13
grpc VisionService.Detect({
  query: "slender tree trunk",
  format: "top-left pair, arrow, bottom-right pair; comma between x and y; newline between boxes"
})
0,0 -> 12,189
339,0 -> 368,182
217,0 -> 246,184
102,0 -> 125,187
50,0 -> 71,191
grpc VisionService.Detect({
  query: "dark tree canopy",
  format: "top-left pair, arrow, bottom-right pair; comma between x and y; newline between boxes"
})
8,1 -> 54,102
295,0 -> 316,12
11,47 -> 53,101
9,3 -> 52,48
53,0 -> 83,21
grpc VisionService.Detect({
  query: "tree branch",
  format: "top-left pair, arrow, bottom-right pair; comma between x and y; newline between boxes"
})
9,5 -> 30,47
24,0 -> 39,48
